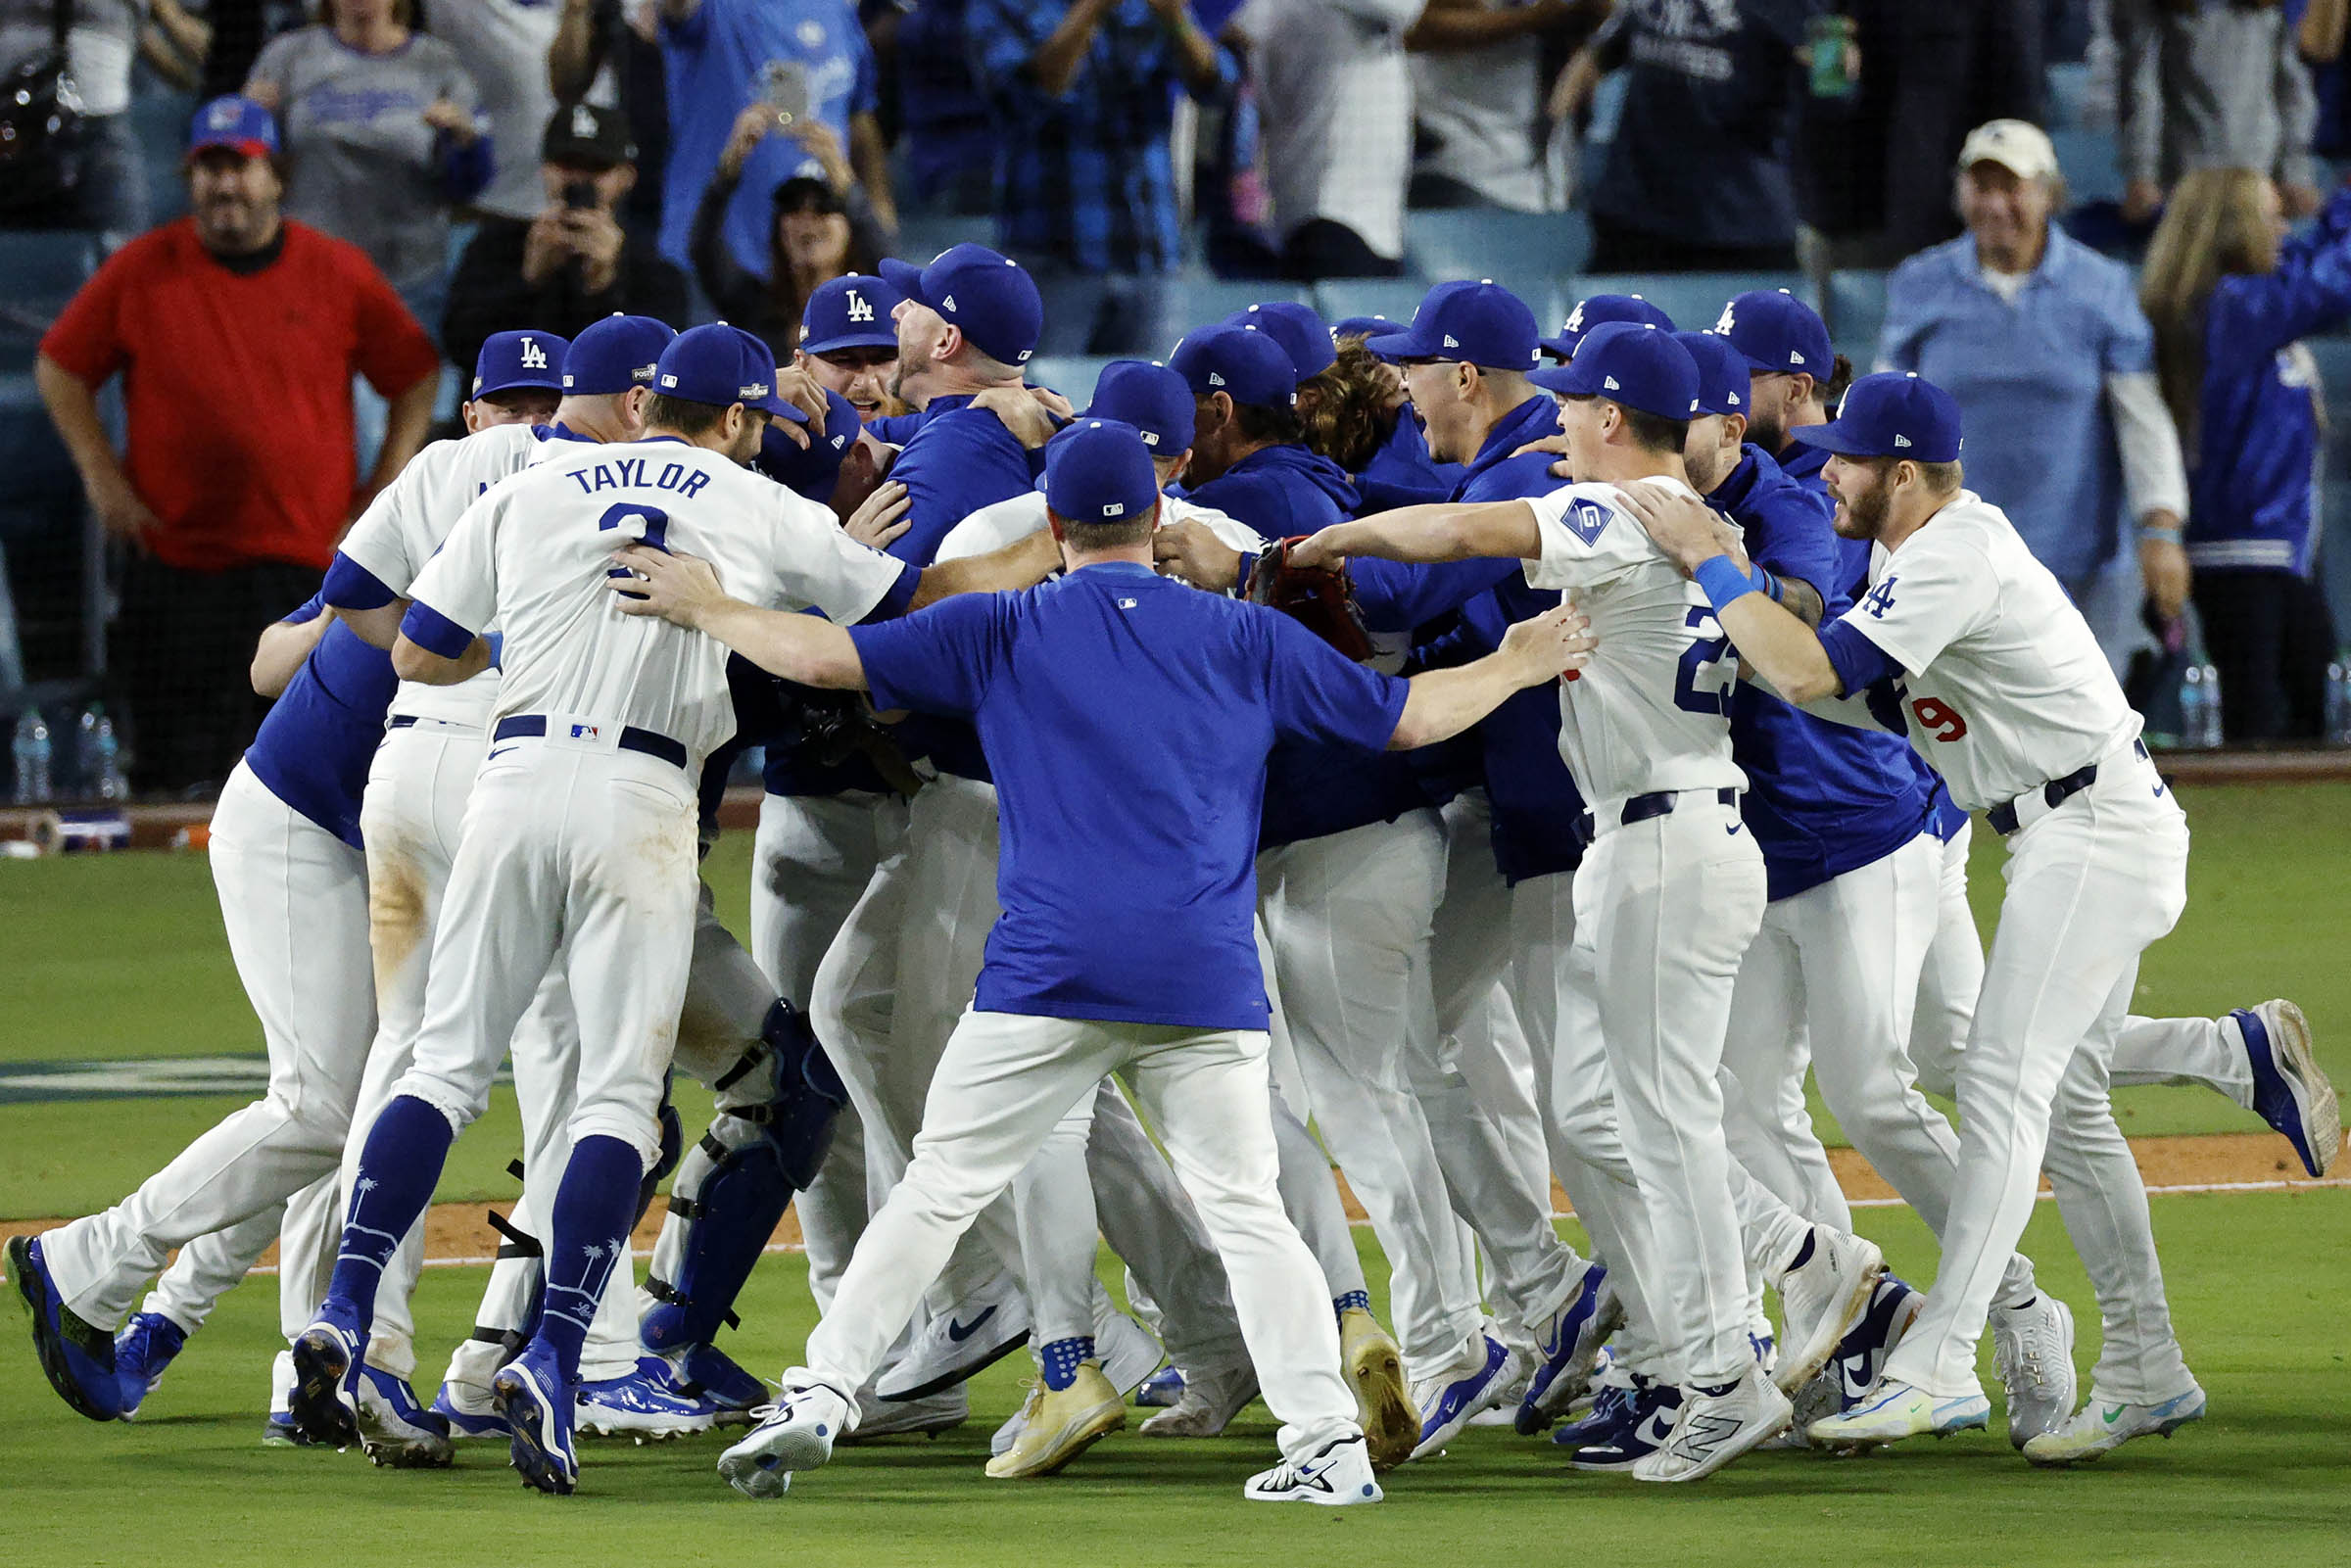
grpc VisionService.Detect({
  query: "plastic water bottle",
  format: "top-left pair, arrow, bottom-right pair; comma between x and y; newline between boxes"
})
12,710 -> 53,803
76,704 -> 125,800
2327,655 -> 2351,745
2180,662 -> 2223,749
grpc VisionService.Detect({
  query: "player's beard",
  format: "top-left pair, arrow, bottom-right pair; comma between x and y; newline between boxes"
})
1837,473 -> 1892,540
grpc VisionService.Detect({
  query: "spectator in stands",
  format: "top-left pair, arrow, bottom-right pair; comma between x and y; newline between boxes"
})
549,0 -> 672,233
443,103 -> 691,379
1407,0 -> 1597,211
32,98 -> 440,795
1879,119 -> 2191,666
651,0 -> 896,288
243,0 -> 490,322
689,102 -> 886,351
2141,167 -> 2350,741
0,0 -> 210,244
2114,0 -> 2322,225
424,0 -> 564,231
1233,0 -> 1416,279
878,0 -> 994,214
1555,0 -> 1809,271
968,0 -> 1228,355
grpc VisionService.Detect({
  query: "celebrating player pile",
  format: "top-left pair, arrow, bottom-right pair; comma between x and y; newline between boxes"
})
12,258 -> 2338,1506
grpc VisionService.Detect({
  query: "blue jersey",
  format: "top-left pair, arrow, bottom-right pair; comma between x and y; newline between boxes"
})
850,561 -> 1406,1028
1774,438 -> 1828,498
1714,446 -> 1937,900
1353,408 -> 1465,513
242,594 -> 400,849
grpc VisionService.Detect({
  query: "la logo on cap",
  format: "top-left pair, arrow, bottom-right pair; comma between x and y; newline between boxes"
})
1564,302 -> 1586,331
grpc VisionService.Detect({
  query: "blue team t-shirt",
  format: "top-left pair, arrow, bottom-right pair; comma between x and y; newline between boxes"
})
848,562 -> 1408,1029
242,594 -> 402,849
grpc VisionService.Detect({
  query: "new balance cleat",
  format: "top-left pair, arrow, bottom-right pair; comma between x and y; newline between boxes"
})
1772,1227 -> 1884,1395
985,1361 -> 1126,1479
1242,1435 -> 1381,1505
1516,1261 -> 1618,1434
577,1356 -> 720,1442
662,1342 -> 768,1425
1338,1307 -> 1417,1472
841,1386 -> 967,1442
287,1305 -> 365,1448
716,1375 -> 851,1498
1806,1377 -> 1990,1450
1633,1365 -> 1792,1484
114,1310 -> 187,1420
1568,1379 -> 1681,1472
1134,1363 -> 1185,1407
1409,1330 -> 1511,1459
1139,1360 -> 1257,1438
8,1234 -> 122,1422
493,1344 -> 579,1496
2022,1385 -> 2207,1467
2238,1000 -> 2339,1178
357,1363 -> 455,1467
875,1274 -> 1031,1402
1991,1294 -> 2077,1449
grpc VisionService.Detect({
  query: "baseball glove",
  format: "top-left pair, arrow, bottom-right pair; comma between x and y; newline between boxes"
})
1245,536 -> 1376,662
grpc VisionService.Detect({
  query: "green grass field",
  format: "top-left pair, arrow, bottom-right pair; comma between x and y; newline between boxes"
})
1,781 -> 2347,1564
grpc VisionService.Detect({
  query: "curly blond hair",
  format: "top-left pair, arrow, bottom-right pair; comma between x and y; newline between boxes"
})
1297,340 -> 1404,473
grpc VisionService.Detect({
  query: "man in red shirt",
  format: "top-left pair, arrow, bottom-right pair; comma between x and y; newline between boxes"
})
35,96 -> 442,796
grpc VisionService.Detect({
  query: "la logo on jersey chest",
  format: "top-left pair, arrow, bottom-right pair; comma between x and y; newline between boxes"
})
565,456 -> 712,500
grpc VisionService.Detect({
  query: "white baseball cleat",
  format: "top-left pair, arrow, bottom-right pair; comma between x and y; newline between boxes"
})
841,1386 -> 968,1442
1807,1377 -> 1991,1449
715,1376 -> 852,1499
1138,1360 -> 1258,1438
1242,1435 -> 1382,1505
875,1274 -> 1031,1402
1991,1294 -> 2077,1448
2021,1384 -> 2207,1467
1772,1227 -> 1884,1395
1632,1364 -> 1792,1484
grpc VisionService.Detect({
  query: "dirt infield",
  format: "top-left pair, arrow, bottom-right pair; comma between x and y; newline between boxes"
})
3,1130 -> 2338,1267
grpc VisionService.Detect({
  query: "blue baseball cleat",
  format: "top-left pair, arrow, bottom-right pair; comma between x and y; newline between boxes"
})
1566,1379 -> 1682,1472
1410,1330 -> 1511,1459
494,1343 -> 580,1496
357,1363 -> 454,1467
2237,1001 -> 2339,1178
9,1234 -> 122,1421
114,1310 -> 188,1420
1134,1363 -> 1185,1408
431,1378 -> 511,1439
288,1303 -> 366,1448
578,1356 -> 722,1442
1516,1261 -> 1617,1434
662,1343 -> 769,1425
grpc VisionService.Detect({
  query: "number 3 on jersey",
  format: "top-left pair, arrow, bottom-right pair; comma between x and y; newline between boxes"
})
1673,605 -> 1737,716
601,503 -> 671,597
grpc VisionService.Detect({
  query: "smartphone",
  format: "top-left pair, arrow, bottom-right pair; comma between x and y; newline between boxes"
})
760,59 -> 810,126
562,178 -> 599,211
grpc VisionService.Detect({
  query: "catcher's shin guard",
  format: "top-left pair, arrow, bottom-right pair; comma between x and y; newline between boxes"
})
641,1000 -> 848,1349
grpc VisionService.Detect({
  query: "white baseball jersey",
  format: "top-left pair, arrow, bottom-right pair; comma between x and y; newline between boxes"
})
1520,478 -> 1749,813
341,424 -> 550,727
934,490 -> 1266,572
408,439 -> 912,765
1833,491 -> 2142,813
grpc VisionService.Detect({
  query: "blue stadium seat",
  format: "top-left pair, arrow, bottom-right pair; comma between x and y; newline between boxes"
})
1403,207 -> 1589,310
1025,355 -> 1114,405
1564,272 -> 1813,336
2045,63 -> 2092,130
1310,279 -> 1428,328
892,213 -> 986,263
1825,270 -> 1890,363
2050,126 -> 2124,206
0,232 -> 100,374
1166,276 -> 1309,338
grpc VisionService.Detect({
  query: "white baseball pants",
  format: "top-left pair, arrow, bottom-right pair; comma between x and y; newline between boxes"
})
802,1010 -> 1360,1464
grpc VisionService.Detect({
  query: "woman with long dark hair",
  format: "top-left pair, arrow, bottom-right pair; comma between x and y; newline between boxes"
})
692,103 -> 888,353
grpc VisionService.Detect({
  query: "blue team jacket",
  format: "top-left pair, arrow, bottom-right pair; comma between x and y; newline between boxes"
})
242,594 -> 401,849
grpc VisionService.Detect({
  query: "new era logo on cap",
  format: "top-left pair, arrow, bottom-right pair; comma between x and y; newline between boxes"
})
1604,375 -> 1620,391
1442,334 -> 1459,348
941,295 -> 956,312
1208,372 -> 1225,386
1895,434 -> 1912,448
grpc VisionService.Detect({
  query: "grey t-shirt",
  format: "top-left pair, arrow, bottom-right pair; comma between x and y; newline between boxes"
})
420,0 -> 558,220
247,24 -> 481,289
0,0 -> 145,115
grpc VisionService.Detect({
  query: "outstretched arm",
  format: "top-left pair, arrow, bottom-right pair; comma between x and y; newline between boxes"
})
608,546 -> 867,689
1388,602 -> 1592,749
1288,499 -> 1542,570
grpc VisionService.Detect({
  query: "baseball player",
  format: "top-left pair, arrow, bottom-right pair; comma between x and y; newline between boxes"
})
603,417 -> 1589,1504
287,323 -> 1056,1495
1619,372 -> 2207,1464
1289,322 -> 1806,1483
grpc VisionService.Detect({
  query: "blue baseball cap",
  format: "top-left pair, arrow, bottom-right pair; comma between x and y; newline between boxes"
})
1045,419 -> 1160,527
562,313 -> 676,395
753,387 -> 860,499
1715,288 -> 1832,377
1794,371 -> 1963,463
1529,320 -> 1701,421
1081,360 -> 1195,453
1169,324 -> 1298,410
1368,280 -> 1540,371
800,274 -> 902,357
189,95 -> 278,159
1225,301 -> 1336,380
877,242 -> 1042,366
1543,293 -> 1675,360
1331,314 -> 1399,342
731,326 -> 808,423
469,329 -> 568,401
651,322 -> 798,419
1672,331 -> 1749,419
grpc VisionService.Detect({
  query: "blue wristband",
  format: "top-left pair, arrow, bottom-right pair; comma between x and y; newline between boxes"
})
1751,565 -> 1783,603
1693,554 -> 1758,615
